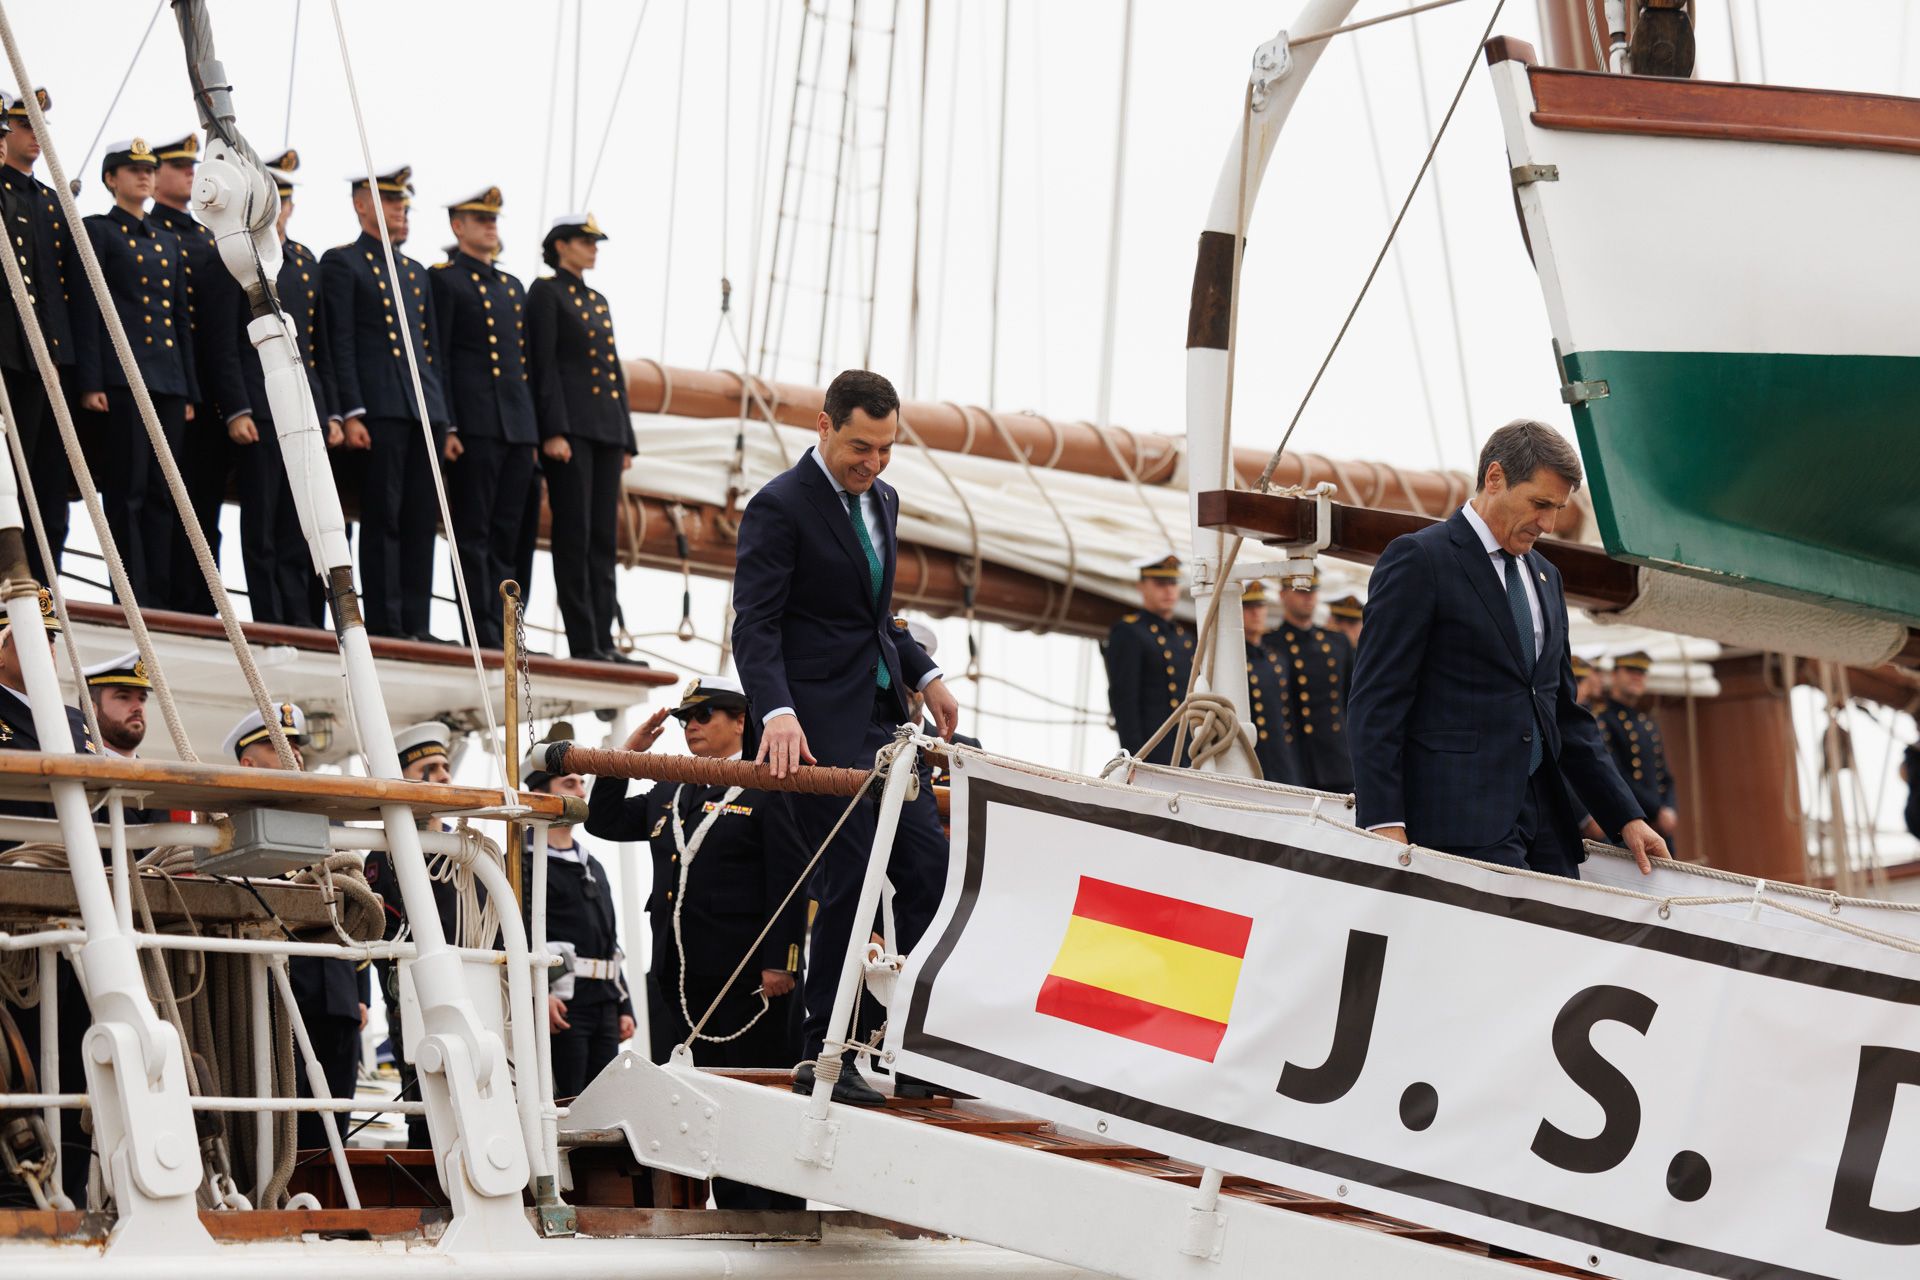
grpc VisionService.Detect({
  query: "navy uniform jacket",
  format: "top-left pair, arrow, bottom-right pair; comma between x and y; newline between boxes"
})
536,842 -> 634,1015
1102,611 -> 1194,766
1346,510 -> 1638,851
731,449 -> 939,769
586,776 -> 807,983
76,206 -> 198,399
1592,695 -> 1675,825
288,954 -> 370,1024
429,251 -> 535,443
1265,620 -> 1355,792
525,270 -> 628,446
1247,631 -> 1305,785
231,237 -> 336,425
319,232 -> 447,423
0,164 -> 89,369
0,684 -> 96,836
146,202 -> 246,418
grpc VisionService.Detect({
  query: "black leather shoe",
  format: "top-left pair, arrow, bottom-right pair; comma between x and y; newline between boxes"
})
792,1060 -> 886,1108
894,1072 -> 974,1101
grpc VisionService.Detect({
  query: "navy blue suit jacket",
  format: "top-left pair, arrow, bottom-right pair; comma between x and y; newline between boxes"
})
732,448 -> 937,769
1346,510 -> 1637,851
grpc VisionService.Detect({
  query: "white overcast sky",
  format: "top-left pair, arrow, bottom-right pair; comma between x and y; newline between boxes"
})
11,2 -> 1917,856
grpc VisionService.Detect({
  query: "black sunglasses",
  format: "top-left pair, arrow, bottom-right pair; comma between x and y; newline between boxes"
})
673,706 -> 718,725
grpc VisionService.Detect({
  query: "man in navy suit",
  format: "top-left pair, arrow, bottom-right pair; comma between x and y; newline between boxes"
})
732,368 -> 960,1105
1347,420 -> 1667,878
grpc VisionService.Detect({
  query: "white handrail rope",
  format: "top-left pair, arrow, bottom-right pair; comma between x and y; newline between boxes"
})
0,382 -> 103,751
325,0 -> 508,795
0,5 -> 298,768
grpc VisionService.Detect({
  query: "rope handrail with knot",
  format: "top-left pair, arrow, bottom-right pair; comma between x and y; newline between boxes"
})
555,744 -> 870,797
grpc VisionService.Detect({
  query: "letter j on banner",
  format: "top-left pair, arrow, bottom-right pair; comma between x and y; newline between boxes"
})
1035,877 -> 1252,1061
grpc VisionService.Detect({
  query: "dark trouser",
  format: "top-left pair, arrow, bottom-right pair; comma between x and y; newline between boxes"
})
447,435 -> 535,649
649,970 -> 804,1211
236,425 -> 323,626
793,707 -> 950,1062
3,367 -> 72,583
171,406 -> 235,616
550,984 -> 623,1100
514,467 -> 542,614
544,438 -> 623,658
358,415 -> 445,638
4,956 -> 92,1207
294,1013 -> 361,1151
100,391 -> 187,608
1436,768 -> 1582,880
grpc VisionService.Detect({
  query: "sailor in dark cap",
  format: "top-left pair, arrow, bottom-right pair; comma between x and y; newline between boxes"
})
528,213 -> 632,663
145,131 -> 249,616
524,744 -> 635,1098
583,675 -> 806,1205
1101,553 -> 1194,765
1592,651 -> 1679,850
320,164 -> 450,640
1570,652 -> 1603,710
0,88 -> 88,584
430,186 -> 536,648
82,650 -> 149,759
1326,592 -> 1364,650
1263,570 -> 1355,793
1241,581 -> 1304,785
0,589 -> 94,758
228,150 -> 338,627
76,140 -> 202,608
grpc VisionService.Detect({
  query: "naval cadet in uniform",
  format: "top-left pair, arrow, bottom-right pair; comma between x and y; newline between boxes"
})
1265,572 -> 1355,793
229,150 -> 337,626
1241,581 -> 1303,785
1102,553 -> 1194,765
1326,592 -> 1364,650
149,132 -> 248,616
1592,651 -> 1680,851
431,187 -> 537,649
321,164 -> 450,641
81,651 -> 148,760
76,140 -> 200,609
528,213 -> 633,663
1,89 -> 88,583
0,590 -> 92,761
524,749 -> 636,1099
1571,653 -> 1603,709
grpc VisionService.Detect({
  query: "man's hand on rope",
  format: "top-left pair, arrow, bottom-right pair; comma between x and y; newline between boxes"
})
343,416 -> 372,450
760,968 -> 795,997
922,677 -> 960,740
542,435 -> 573,464
80,391 -> 107,412
1620,818 -> 1669,876
624,706 -> 673,753
442,432 -> 464,463
227,413 -> 259,446
758,712 -> 815,779
547,993 -> 571,1032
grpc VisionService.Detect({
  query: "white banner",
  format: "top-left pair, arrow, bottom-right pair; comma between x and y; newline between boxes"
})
887,755 -> 1920,1280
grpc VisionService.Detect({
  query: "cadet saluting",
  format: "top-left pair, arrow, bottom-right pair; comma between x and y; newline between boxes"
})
1265,572 -> 1355,793
431,187 -> 536,649
76,140 -> 199,608
321,164 -> 450,641
229,150 -> 338,627
528,213 -> 633,664
1102,554 -> 1194,765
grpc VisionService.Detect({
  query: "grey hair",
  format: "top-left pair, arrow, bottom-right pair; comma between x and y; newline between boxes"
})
1475,419 -> 1583,492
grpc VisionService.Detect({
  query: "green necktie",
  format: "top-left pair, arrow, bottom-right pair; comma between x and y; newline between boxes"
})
844,491 -> 891,691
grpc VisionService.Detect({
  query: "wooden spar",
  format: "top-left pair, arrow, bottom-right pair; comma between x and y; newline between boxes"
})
620,359 -> 1483,520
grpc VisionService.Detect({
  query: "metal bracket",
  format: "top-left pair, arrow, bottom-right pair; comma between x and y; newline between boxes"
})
533,1175 -> 578,1237
1511,163 -> 1559,187
796,1112 -> 841,1169
1552,339 -> 1610,406
1277,483 -> 1335,588
1180,1205 -> 1228,1260
1249,30 -> 1294,112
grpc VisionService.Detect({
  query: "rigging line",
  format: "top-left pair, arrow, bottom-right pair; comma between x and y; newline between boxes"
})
74,0 -> 166,196
904,0 -> 930,394
658,0 -> 693,357
1257,0 -> 1506,491
536,6 -> 566,233
1092,0 -> 1133,442
721,0 -> 732,281
736,0 -> 785,382
1725,0 -> 1745,83
1408,17 -> 1476,460
984,0 -> 1010,406
326,0 -> 507,788
1025,0 -> 1046,407
757,0 -> 832,378
1288,0 -> 1472,47
859,0 -> 902,369
1583,0 -> 1607,70
1752,0 -> 1768,85
282,0 -> 301,151
570,0 -> 583,208
1352,38 -> 1444,468
925,0 -> 962,395
580,0 -> 655,209
811,0 -> 861,383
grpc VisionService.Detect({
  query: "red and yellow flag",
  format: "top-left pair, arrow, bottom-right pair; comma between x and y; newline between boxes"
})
1034,876 -> 1252,1062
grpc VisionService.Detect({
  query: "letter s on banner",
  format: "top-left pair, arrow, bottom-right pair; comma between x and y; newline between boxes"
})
1530,984 -> 1656,1175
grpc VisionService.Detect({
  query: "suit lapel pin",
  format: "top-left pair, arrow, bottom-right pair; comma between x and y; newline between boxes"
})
1537,571 -> 1546,582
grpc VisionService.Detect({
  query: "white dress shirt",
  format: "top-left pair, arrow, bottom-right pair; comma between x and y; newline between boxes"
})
1461,502 -> 1543,662
761,453 -> 942,725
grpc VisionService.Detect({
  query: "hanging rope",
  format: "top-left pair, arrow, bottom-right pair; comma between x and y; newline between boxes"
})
281,0 -> 301,151
984,0 -> 1011,406
1407,18 -> 1478,461
74,0 -> 166,194
657,0 -> 694,356
535,4 -> 566,233
580,0 -> 655,209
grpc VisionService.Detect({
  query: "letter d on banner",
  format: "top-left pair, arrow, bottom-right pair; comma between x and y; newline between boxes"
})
1828,1045 -> 1920,1246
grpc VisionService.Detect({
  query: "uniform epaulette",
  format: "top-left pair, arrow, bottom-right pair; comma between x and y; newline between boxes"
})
430,260 -> 449,269
1121,613 -> 1139,623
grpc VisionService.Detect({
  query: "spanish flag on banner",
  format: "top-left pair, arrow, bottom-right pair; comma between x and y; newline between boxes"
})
1034,876 -> 1252,1062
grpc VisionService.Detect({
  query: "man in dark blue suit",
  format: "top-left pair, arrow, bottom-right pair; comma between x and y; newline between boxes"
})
732,368 -> 960,1105
1347,420 -> 1668,878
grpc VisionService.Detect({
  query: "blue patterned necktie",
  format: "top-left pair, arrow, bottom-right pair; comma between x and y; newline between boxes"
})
1501,550 -> 1542,774
844,491 -> 891,691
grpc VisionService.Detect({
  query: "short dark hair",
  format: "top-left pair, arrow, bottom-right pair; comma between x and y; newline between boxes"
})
1476,419 -> 1583,492
822,369 -> 900,430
